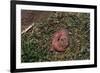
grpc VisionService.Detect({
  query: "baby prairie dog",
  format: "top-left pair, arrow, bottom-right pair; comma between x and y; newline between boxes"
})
50,29 -> 69,52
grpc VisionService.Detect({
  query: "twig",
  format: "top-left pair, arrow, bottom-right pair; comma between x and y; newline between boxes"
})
21,23 -> 34,34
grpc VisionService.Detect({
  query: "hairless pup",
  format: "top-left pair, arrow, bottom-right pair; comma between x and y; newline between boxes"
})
50,29 -> 69,52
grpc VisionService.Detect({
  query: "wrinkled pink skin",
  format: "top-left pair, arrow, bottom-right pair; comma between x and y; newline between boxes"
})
50,29 -> 69,52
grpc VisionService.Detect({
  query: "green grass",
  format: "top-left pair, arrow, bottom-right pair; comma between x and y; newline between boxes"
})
21,12 -> 90,62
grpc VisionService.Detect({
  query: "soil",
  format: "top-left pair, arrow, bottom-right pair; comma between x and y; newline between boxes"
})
21,10 -> 52,31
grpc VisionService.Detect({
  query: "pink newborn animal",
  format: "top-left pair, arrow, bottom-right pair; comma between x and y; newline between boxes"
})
50,29 -> 69,52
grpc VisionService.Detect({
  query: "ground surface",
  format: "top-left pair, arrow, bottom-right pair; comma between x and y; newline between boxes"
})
21,10 -> 90,62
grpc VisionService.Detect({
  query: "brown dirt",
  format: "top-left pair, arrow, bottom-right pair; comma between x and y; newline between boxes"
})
21,10 -> 52,31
